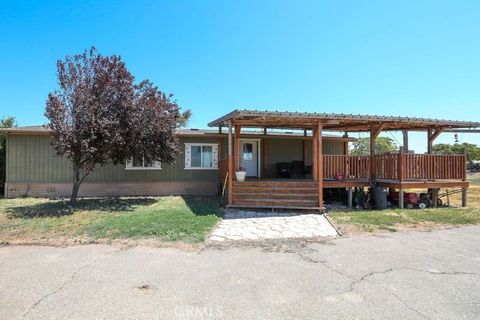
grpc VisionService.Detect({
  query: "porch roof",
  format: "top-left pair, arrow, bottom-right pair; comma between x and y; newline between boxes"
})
208,109 -> 480,132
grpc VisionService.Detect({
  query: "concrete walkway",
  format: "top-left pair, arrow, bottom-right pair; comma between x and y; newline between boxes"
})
209,209 -> 338,241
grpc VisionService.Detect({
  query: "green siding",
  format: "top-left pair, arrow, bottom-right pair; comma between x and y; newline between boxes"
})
6,134 -> 346,183
6,135 -> 221,183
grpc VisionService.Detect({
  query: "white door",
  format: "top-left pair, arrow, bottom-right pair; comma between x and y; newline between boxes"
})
239,140 -> 258,177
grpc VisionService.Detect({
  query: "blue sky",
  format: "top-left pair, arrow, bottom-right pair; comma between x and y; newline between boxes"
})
1,0 -> 479,152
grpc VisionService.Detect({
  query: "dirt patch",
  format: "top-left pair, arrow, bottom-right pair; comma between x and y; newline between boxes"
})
335,221 -> 461,237
0,235 -> 202,251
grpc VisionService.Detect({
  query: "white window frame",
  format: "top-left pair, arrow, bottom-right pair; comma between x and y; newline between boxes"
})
125,156 -> 162,170
184,143 -> 218,170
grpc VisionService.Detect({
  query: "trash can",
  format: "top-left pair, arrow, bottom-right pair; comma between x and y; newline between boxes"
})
373,187 -> 388,210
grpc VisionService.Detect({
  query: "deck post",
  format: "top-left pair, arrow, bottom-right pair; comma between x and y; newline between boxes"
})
402,130 -> 409,152
398,149 -> 405,182
228,121 -> 233,206
317,122 -> 324,209
432,188 -> 439,208
370,123 -> 385,179
427,127 -> 445,154
399,189 -> 404,209
462,188 -> 468,207
348,187 -> 353,208
312,126 -> 318,182
234,125 -> 241,172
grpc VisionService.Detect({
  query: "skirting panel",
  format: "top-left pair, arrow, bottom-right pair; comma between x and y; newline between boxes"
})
4,181 -> 218,198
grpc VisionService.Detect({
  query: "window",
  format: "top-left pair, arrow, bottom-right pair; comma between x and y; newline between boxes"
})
125,156 -> 161,170
185,143 -> 218,169
242,143 -> 253,160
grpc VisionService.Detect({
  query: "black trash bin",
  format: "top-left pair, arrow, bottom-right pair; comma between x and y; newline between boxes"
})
373,187 -> 388,210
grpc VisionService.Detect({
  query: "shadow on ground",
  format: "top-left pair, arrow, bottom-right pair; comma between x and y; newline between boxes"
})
181,196 -> 224,217
5,197 -> 157,219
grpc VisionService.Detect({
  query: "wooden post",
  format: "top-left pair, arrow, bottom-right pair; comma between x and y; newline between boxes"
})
263,139 -> 268,178
348,187 -> 353,208
398,149 -> 405,182
234,125 -> 241,172
399,189 -> 404,209
432,188 -> 439,208
402,130 -> 409,152
343,141 -> 349,155
427,128 -> 433,154
312,126 -> 318,182
427,127 -> 445,154
370,124 -> 385,179
228,121 -> 233,206
303,139 -> 307,165
462,188 -> 468,207
318,122 -> 324,209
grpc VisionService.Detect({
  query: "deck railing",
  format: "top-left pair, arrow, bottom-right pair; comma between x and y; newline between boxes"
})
323,154 -> 466,181
402,154 -> 466,180
221,154 -> 467,181
323,155 -> 370,179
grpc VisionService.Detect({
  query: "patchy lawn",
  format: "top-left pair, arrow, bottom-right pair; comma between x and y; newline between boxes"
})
0,196 -> 222,245
330,183 -> 480,234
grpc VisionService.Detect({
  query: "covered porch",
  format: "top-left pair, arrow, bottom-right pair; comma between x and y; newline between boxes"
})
210,110 -> 478,210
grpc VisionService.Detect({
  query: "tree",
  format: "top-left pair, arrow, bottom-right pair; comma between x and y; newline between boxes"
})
45,48 -> 190,204
433,143 -> 480,164
0,116 -> 16,195
350,136 -> 398,156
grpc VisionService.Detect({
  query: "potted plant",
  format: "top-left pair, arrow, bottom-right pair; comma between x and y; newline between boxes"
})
235,167 -> 247,182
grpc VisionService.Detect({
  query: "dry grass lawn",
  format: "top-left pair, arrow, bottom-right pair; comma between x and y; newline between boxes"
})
330,181 -> 480,234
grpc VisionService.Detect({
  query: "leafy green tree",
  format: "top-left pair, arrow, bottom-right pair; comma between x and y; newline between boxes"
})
350,136 -> 398,156
0,116 -> 16,195
45,48 -> 190,204
433,143 -> 480,164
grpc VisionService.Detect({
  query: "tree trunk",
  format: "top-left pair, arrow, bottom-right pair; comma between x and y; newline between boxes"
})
70,166 -> 82,205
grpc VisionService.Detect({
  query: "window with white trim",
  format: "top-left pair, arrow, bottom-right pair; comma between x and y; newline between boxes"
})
185,143 -> 218,169
125,156 -> 161,170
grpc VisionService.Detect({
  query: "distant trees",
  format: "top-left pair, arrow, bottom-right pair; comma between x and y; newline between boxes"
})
0,116 -> 16,195
433,143 -> 480,164
350,137 -> 398,156
45,48 -> 190,204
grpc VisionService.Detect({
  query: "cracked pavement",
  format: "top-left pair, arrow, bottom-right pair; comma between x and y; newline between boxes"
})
1,226 -> 480,319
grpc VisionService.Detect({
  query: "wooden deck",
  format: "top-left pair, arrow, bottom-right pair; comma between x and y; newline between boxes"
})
224,154 -> 468,210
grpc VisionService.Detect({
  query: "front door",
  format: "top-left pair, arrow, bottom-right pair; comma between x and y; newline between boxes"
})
239,140 -> 258,177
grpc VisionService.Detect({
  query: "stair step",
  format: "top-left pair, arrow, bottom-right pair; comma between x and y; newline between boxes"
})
233,198 -> 318,205
233,193 -> 318,197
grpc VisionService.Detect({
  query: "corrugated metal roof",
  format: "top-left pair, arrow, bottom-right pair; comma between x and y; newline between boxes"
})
0,126 -> 351,139
208,109 -> 480,130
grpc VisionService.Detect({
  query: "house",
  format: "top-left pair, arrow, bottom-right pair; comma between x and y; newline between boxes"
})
2,109 -> 479,210
1,122 -> 351,199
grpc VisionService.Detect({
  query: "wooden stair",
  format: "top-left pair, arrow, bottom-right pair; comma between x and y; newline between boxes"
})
230,181 -> 321,210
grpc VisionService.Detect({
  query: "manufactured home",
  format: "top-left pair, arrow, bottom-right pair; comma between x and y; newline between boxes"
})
2,109 -> 479,210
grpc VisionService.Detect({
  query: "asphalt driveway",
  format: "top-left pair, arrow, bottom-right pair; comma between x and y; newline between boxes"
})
1,226 -> 479,319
